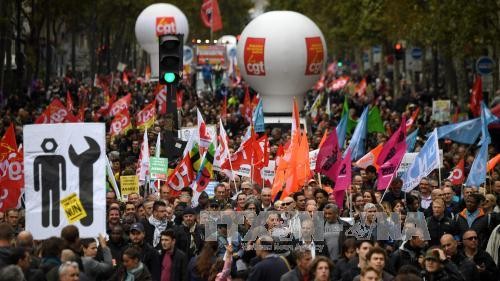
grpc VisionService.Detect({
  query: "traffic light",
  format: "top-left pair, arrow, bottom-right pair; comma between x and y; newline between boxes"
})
394,43 -> 404,60
158,34 -> 184,85
337,60 -> 343,67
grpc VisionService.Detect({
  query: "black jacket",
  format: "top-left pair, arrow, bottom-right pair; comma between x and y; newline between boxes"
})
108,263 -> 152,281
339,257 -> 361,281
426,215 -> 458,246
421,260 -> 465,281
466,249 -> 500,281
455,208 -> 494,249
174,223 -> 205,260
389,241 -> 425,274
449,251 -> 479,281
332,257 -> 351,281
140,218 -> 174,248
128,242 -> 161,281
160,248 -> 188,281
247,254 -> 290,281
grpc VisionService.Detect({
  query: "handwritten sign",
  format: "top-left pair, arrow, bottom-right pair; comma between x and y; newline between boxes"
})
120,175 -> 139,195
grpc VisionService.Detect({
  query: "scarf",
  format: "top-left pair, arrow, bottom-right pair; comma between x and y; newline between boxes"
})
183,222 -> 198,255
149,216 -> 168,247
125,262 -> 144,281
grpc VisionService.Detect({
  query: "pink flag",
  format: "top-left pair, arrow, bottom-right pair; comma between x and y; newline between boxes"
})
377,117 -> 407,190
315,131 -> 341,182
377,117 -> 407,166
334,149 -> 352,191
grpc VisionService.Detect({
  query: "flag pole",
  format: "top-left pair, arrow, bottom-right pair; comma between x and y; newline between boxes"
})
317,173 -> 323,189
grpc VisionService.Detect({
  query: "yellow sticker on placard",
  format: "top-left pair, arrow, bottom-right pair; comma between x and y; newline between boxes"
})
61,193 -> 87,224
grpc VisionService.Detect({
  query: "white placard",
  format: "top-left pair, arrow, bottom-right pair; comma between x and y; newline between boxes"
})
24,123 -> 106,239
178,126 -> 217,145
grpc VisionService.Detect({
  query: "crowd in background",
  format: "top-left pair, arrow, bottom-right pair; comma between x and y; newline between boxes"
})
0,64 -> 499,281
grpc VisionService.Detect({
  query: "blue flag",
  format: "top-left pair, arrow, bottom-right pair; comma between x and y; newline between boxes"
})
435,118 -> 481,144
345,107 -> 368,161
336,112 -> 347,150
479,101 -> 499,145
402,129 -> 440,192
406,129 -> 419,152
465,141 -> 488,187
252,98 -> 265,132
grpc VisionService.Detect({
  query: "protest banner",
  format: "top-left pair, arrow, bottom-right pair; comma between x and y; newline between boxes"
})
24,123 -> 106,239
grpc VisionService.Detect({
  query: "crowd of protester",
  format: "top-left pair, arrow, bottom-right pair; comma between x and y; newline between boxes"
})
0,64 -> 499,281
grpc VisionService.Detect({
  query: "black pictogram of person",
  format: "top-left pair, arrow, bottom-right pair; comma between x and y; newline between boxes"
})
34,138 -> 66,227
68,136 -> 101,226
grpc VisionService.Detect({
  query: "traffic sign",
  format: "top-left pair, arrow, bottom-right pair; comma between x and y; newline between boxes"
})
476,56 -> 494,75
411,48 -> 423,60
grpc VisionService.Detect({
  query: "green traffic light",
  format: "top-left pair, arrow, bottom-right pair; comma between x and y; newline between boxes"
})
337,62 -> 343,67
164,72 -> 176,83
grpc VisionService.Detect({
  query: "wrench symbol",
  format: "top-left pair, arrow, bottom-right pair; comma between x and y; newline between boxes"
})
69,136 -> 100,226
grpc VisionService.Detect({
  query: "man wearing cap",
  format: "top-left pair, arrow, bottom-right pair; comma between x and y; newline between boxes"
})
174,207 -> 204,260
422,248 -> 463,281
128,222 -> 161,281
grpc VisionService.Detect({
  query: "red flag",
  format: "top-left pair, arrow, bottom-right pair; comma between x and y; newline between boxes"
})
167,153 -> 194,191
66,91 -> 74,112
136,101 -> 157,130
154,84 -> 167,115
470,75 -> 482,117
355,78 -> 367,96
109,110 -> 132,139
405,107 -> 420,131
122,71 -> 129,85
176,89 -> 183,110
35,98 -> 79,124
448,159 -> 465,185
200,0 -> 223,32
0,124 -> 23,211
241,86 -> 253,123
108,93 -> 132,117
221,133 -> 255,171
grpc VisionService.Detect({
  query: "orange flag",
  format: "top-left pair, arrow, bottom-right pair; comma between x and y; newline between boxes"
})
354,143 -> 383,170
487,153 -> 500,172
291,98 -> 300,135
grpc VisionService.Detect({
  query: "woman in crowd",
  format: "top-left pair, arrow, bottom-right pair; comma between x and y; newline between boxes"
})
310,256 -> 334,281
109,247 -> 152,281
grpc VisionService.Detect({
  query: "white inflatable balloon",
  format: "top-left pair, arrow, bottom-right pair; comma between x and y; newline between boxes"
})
135,3 -> 189,80
237,11 -> 326,113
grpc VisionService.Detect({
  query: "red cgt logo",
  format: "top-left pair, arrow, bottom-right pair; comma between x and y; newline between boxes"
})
156,17 -> 176,36
305,37 -> 324,75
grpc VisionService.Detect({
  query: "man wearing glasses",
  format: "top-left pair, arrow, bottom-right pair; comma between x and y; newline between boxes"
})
462,230 -> 499,281
281,197 -> 301,240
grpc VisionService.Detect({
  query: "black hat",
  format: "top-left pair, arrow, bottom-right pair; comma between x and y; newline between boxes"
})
130,222 -> 145,233
183,207 -> 196,216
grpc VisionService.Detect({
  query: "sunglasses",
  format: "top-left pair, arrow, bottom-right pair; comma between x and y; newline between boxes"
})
464,236 -> 478,241
282,202 -> 294,206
